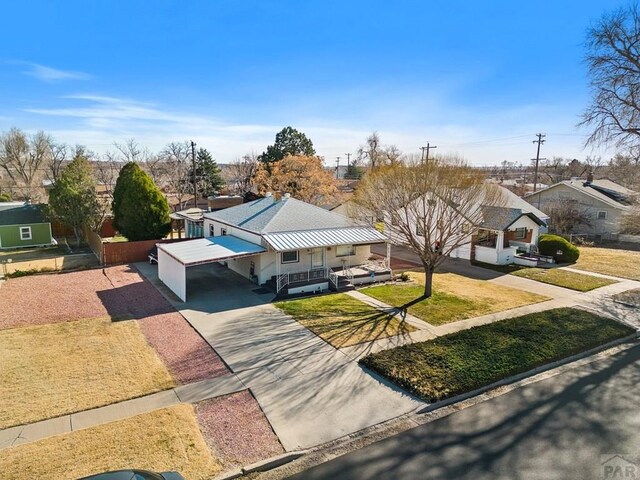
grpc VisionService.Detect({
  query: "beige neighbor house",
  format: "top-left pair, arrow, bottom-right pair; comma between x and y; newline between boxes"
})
157,193 -> 392,301
524,176 -> 635,240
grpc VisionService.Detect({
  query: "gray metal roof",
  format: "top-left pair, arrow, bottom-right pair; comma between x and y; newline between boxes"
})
204,196 -> 354,233
157,235 -> 266,266
263,227 -> 386,251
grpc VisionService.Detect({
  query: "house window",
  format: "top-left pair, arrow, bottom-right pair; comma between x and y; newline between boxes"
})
209,224 -> 215,237
336,244 -> 356,257
597,211 -> 607,220
514,227 -> 527,239
221,228 -> 227,236
281,250 -> 299,264
20,226 -> 32,241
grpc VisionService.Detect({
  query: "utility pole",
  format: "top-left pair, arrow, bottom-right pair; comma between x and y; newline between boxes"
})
191,141 -> 197,207
532,133 -> 546,193
420,142 -> 437,163
335,157 -> 341,179
345,152 -> 352,178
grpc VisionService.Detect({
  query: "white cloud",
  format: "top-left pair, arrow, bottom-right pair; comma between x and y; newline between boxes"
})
21,62 -> 90,82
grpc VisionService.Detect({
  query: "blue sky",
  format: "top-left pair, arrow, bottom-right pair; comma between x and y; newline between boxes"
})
0,0 -> 628,165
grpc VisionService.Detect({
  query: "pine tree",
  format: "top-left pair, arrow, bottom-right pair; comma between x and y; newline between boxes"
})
193,148 -> 225,197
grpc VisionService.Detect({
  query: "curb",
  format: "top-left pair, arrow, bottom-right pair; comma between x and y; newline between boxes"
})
214,451 -> 308,480
415,331 -> 639,415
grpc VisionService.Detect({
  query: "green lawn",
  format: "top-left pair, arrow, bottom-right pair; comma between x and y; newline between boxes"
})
574,247 -> 640,281
360,273 -> 547,326
274,293 -> 416,348
360,308 -> 634,402
473,261 -> 618,291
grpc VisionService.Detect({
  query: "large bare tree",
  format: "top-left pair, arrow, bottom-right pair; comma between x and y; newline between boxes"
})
0,128 -> 51,201
357,132 -> 402,170
352,157 -> 502,297
159,141 -> 192,210
544,198 -> 593,234
581,4 -> 640,149
225,153 -> 258,197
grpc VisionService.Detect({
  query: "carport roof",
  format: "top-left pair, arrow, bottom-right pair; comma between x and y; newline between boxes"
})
157,235 -> 265,266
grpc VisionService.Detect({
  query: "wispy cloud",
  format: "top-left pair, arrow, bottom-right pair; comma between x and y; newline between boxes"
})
19,62 -> 90,82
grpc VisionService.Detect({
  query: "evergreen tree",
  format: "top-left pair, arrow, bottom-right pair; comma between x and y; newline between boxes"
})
112,162 -> 171,241
191,148 -> 224,197
48,151 -> 102,248
259,126 -> 315,164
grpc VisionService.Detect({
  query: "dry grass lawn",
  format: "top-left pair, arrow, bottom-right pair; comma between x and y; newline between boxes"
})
0,317 -> 176,429
573,247 -> 640,280
275,293 -> 416,348
363,272 -> 549,326
0,404 -> 221,480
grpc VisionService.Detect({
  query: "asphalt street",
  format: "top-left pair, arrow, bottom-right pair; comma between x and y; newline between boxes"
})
289,344 -> 640,480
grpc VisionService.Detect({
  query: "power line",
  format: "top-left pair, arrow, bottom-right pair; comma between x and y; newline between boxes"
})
531,133 -> 546,193
420,142 -> 437,162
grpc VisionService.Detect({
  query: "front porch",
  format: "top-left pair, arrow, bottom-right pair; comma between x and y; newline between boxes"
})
266,260 -> 393,297
473,227 -> 541,266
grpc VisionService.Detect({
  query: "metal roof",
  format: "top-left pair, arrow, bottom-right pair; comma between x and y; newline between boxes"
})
263,227 -> 386,251
0,204 -> 48,226
157,235 -> 266,266
204,195 -> 355,233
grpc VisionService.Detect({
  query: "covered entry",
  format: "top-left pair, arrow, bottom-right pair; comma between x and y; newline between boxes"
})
157,236 -> 266,301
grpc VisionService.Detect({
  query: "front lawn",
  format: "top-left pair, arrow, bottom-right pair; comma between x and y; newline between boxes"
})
275,293 -> 416,348
0,404 -> 221,480
360,272 -> 548,326
574,247 -> 640,280
511,267 -> 617,292
360,308 -> 634,402
0,317 -> 176,429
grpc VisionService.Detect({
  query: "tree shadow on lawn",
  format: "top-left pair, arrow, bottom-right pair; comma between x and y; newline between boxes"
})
294,344 -> 640,480
96,265 -> 176,321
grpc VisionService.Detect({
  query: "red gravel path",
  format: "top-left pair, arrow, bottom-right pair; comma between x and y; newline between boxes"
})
0,265 -> 229,383
196,390 -> 284,468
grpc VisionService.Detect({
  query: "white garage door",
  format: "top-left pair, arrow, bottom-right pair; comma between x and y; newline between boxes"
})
450,243 -> 471,260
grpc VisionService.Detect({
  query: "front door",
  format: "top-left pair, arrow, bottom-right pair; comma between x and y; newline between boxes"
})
311,247 -> 324,268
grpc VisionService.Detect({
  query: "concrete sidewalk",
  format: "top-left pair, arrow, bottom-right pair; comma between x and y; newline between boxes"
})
0,374 -> 245,450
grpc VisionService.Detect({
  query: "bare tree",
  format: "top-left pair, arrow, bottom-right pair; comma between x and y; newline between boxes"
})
581,4 -> 640,149
114,139 -> 165,185
606,152 -> 640,190
545,198 -> 593,234
225,153 -> 258,197
46,141 -> 69,183
94,150 -> 122,201
159,141 -> 192,210
0,128 -> 51,201
357,132 -> 402,170
352,156 -> 502,297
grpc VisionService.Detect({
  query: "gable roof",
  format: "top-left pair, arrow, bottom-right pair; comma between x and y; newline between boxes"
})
496,185 -> 550,221
525,179 -> 634,210
204,195 -> 354,233
0,204 -> 48,226
479,206 -> 545,231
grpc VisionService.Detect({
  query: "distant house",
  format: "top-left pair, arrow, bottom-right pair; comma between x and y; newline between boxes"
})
524,176 -> 635,239
157,193 -> 390,301
0,202 -> 54,249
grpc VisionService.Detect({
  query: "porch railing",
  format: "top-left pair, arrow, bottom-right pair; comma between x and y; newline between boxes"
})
276,267 -> 329,293
328,271 -> 339,290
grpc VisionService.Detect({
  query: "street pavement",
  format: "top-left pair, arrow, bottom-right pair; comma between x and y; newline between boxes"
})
288,343 -> 640,480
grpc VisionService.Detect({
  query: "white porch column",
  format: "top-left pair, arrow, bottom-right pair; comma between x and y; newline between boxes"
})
496,231 -> 505,253
386,242 -> 391,269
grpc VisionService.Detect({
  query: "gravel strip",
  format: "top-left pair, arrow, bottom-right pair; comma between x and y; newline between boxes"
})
138,311 -> 229,383
196,391 -> 285,469
0,269 -> 112,329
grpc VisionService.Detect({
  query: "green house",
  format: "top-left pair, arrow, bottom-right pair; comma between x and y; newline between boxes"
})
0,203 -> 53,249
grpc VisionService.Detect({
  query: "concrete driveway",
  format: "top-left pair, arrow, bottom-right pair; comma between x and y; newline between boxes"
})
137,262 -> 423,451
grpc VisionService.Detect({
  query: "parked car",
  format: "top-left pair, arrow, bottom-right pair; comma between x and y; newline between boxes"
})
78,469 -> 185,480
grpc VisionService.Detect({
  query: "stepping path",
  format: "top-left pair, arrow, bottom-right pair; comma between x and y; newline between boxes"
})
0,374 -> 245,450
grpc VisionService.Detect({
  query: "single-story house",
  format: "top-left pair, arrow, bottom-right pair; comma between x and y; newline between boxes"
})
524,176 -> 635,239
157,193 -> 391,301
0,202 -> 54,249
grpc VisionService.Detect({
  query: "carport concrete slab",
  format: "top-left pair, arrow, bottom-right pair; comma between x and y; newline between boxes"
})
248,361 -> 422,451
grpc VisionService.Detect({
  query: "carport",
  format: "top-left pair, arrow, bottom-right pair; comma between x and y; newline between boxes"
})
157,236 -> 266,301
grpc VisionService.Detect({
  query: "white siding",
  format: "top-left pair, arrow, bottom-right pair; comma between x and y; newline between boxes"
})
158,249 -> 186,301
